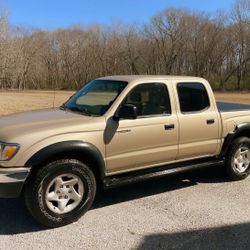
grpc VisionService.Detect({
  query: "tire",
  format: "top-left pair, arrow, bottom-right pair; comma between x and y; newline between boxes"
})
24,159 -> 96,228
225,137 -> 250,181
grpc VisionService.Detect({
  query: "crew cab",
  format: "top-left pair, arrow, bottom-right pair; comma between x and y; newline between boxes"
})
0,75 -> 249,227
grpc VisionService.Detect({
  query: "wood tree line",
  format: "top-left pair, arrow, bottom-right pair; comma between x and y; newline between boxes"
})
0,0 -> 250,90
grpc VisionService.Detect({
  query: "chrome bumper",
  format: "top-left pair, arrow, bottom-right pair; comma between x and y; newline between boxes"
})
0,167 -> 31,198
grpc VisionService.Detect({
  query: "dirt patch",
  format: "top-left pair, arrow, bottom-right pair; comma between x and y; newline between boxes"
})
0,90 -> 248,116
0,90 -> 74,116
214,92 -> 250,104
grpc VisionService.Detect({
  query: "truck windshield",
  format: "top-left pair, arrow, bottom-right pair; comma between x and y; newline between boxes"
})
63,80 -> 128,116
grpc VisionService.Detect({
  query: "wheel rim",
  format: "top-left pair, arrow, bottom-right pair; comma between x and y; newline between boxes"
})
45,174 -> 84,214
233,146 -> 250,174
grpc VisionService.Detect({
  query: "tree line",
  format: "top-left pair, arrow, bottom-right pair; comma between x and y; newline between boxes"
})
0,0 -> 250,91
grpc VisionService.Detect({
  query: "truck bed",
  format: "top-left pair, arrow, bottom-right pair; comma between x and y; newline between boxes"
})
217,102 -> 250,112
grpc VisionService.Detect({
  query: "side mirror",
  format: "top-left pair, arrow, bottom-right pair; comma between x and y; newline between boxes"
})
114,104 -> 137,120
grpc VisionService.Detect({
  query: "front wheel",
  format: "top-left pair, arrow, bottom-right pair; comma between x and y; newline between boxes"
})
225,137 -> 250,181
24,159 -> 96,228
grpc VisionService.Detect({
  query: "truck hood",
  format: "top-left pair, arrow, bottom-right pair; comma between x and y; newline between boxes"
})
0,108 -> 105,142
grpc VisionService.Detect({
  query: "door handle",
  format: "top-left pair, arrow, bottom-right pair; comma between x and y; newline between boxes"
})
207,119 -> 215,125
165,124 -> 175,130
117,129 -> 131,134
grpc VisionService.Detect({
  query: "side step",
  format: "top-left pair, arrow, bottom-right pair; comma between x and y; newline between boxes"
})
103,158 -> 225,189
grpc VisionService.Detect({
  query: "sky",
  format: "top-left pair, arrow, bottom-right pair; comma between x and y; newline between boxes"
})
5,0 -> 236,29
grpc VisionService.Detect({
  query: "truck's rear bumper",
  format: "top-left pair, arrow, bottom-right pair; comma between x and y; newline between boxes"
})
0,167 -> 31,198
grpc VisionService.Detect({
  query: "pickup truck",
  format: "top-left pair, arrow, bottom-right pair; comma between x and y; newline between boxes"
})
0,75 -> 250,227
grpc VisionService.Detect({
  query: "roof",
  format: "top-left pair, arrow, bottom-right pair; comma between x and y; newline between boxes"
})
98,75 -> 205,83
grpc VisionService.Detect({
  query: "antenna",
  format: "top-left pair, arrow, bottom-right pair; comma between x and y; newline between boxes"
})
53,88 -> 56,108
52,78 -> 57,108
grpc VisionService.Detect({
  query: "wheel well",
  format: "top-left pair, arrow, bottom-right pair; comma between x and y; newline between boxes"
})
234,130 -> 250,139
221,129 -> 250,157
27,150 -> 104,187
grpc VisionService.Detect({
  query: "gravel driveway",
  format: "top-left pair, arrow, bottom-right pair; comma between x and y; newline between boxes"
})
0,167 -> 250,250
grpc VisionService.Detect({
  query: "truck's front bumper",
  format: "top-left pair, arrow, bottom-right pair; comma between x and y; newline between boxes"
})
0,167 -> 31,198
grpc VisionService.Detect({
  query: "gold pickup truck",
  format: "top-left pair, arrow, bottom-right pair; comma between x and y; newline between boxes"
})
0,75 -> 250,227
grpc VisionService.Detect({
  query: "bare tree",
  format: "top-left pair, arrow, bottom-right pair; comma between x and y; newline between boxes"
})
0,0 -> 250,91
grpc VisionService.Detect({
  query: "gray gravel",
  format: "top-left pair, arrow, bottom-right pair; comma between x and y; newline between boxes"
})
0,167 -> 250,250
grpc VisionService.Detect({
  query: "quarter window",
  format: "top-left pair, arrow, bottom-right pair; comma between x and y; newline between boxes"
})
124,83 -> 171,117
177,83 -> 210,113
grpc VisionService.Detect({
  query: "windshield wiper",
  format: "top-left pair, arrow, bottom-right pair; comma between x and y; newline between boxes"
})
67,106 -> 93,116
59,103 -> 66,110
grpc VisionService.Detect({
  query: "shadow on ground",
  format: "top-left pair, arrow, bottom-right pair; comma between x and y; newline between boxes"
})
135,223 -> 250,250
0,167 -> 228,235
93,166 -> 228,210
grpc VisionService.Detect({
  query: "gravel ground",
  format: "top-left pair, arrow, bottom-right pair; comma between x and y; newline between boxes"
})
0,90 -> 249,249
0,168 -> 250,250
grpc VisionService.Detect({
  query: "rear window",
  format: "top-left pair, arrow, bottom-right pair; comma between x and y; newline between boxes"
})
177,83 -> 210,113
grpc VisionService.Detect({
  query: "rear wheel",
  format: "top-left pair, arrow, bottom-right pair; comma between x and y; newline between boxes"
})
25,159 -> 96,227
226,137 -> 250,181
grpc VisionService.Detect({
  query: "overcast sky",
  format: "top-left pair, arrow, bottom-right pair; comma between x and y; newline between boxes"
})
5,0 -> 235,29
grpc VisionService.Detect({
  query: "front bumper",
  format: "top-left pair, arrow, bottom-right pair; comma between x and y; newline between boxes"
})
0,167 -> 31,198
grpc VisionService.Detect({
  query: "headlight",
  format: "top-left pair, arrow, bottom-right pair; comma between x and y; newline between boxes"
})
0,142 -> 20,161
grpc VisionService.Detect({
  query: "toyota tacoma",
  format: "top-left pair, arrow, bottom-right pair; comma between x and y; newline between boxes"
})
0,75 -> 250,227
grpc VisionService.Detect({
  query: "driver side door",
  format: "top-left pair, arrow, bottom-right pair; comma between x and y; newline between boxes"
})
105,82 -> 179,174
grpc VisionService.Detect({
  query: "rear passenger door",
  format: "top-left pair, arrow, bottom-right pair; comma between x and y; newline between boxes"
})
175,82 -> 220,160
105,82 -> 179,174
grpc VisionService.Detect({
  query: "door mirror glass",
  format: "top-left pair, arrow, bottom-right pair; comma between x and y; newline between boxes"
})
115,104 -> 137,120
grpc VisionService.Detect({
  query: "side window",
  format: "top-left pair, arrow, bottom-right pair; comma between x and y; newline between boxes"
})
177,83 -> 210,113
124,83 -> 171,117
